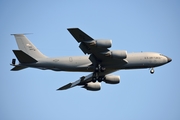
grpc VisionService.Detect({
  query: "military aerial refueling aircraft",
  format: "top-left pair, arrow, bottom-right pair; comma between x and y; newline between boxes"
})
11,28 -> 172,91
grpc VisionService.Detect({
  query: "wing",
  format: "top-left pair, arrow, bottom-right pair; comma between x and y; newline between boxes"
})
57,73 -> 93,90
67,28 -> 128,67
68,28 -> 111,65
57,69 -> 116,91
63,28 -> 127,91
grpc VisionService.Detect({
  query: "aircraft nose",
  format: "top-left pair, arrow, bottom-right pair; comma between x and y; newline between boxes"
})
166,56 -> 172,63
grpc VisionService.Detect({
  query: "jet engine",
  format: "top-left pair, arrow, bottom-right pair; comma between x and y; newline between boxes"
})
103,75 -> 120,84
85,40 -> 112,48
104,50 -> 127,59
82,82 -> 101,91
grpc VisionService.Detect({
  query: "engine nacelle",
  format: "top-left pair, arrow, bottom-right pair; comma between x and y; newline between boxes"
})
82,82 -> 101,91
105,50 -> 127,59
104,75 -> 120,84
85,40 -> 112,48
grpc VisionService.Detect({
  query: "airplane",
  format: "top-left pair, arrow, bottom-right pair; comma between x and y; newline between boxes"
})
10,28 -> 172,91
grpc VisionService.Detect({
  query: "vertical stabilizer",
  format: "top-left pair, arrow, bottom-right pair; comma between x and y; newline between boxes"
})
11,34 -> 47,59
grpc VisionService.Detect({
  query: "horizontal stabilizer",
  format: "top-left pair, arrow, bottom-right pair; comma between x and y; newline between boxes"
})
11,66 -> 27,71
13,50 -> 37,63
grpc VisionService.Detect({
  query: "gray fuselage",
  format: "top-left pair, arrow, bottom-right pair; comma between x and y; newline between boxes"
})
23,52 -> 171,72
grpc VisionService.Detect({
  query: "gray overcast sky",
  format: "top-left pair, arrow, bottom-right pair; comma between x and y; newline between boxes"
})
1,0 -> 179,120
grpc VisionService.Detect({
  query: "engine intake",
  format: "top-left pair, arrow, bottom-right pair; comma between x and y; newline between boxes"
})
105,50 -> 127,59
85,40 -> 112,48
82,82 -> 101,91
104,75 -> 120,84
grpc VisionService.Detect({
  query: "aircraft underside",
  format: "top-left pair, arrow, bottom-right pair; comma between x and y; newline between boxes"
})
10,28 -> 171,91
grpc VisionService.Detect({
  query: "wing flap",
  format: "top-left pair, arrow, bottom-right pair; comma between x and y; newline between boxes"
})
79,42 -> 91,54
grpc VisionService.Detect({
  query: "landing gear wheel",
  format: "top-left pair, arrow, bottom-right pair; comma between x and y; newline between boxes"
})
100,67 -> 106,72
94,65 -> 106,72
95,67 -> 99,72
92,64 -> 106,82
92,77 -> 97,82
97,77 -> 105,82
150,68 -> 154,74
92,72 -> 99,82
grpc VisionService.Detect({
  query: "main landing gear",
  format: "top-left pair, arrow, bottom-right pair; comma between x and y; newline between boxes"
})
150,68 -> 154,74
92,64 -> 106,82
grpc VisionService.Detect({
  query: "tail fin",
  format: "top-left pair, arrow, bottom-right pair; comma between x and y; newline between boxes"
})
11,34 -> 47,59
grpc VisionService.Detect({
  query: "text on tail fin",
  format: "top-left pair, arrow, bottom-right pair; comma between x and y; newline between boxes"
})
12,34 -> 47,59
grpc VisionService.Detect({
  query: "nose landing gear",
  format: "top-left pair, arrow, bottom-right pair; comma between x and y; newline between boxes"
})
150,68 -> 154,74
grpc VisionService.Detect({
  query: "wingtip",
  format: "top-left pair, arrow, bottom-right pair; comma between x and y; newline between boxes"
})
56,88 -> 62,91
56,83 -> 72,91
67,28 -> 79,30
10,33 -> 33,36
